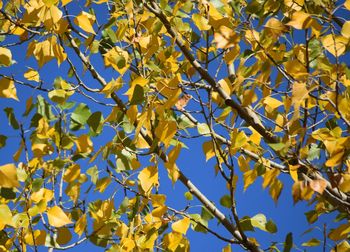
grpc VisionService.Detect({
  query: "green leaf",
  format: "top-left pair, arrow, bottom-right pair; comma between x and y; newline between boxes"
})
283,232 -> 293,252
32,178 -> 44,192
201,207 -> 214,221
266,220 -> 278,233
4,107 -> 19,129
70,103 -> 91,131
37,95 -> 54,120
87,112 -> 103,135
302,238 -> 320,247
239,217 -> 254,232
268,142 -> 285,151
189,214 -> 208,233
219,195 -> 232,208
130,85 -> 144,105
0,188 -> 16,200
0,135 -> 7,149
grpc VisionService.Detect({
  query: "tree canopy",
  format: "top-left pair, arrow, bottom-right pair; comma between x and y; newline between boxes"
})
1,0 -> 350,251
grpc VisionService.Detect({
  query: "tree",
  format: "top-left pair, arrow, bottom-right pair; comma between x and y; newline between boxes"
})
0,0 -> 350,251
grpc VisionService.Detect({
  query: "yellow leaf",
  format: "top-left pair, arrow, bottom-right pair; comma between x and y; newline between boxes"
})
0,205 -> 14,231
120,237 -> 135,252
292,82 -> 309,105
243,169 -> 257,191
286,11 -> 312,29
202,141 -> 215,161
151,194 -> 166,208
262,168 -> 279,188
75,134 -> 93,154
322,35 -> 348,57
269,179 -> 283,203
341,21 -> 350,39
96,177 -> 111,193
155,120 -> 177,147
31,188 -> 54,203
0,164 -> 20,188
222,244 -> 232,252
0,78 -> 18,101
100,78 -> 123,98
24,69 -> 40,82
62,0 -> 73,6
24,230 -> 46,246
103,46 -> 129,75
289,164 -> 300,182
328,222 -> 350,241
263,96 -> 283,110
74,213 -> 87,237
265,18 -> 287,37
214,26 -> 239,49
138,166 -> 158,193
0,47 -> 12,66
74,11 -> 96,34
192,13 -> 211,31
223,45 -> 240,65
332,240 -> 350,252
284,0 -> 304,10
339,175 -> 350,193
64,164 -> 80,182
94,0 -> 108,3
47,206 -> 72,228
172,217 -> 190,235
285,60 -> 307,80
345,0 -> 350,10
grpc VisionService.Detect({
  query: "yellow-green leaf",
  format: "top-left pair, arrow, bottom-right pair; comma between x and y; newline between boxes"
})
192,13 -> 211,31
47,206 -> 72,228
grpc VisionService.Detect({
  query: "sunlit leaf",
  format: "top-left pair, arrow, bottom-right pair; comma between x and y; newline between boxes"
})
0,164 -> 20,188
172,217 -> 190,235
47,206 -> 72,228
74,11 -> 96,34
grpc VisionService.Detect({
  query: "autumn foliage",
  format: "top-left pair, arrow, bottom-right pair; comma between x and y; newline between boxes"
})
1,0 -> 350,251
